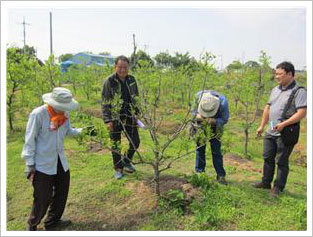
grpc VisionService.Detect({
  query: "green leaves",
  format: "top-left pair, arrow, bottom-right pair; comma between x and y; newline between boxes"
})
6,46 -> 42,130
158,189 -> 186,215
71,111 -> 110,148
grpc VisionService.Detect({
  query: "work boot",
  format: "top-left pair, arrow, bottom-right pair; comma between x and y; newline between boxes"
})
216,176 -> 228,185
123,163 -> 135,173
195,168 -> 205,174
114,168 -> 124,180
44,219 -> 72,230
270,186 -> 281,198
252,181 -> 271,189
26,224 -> 37,231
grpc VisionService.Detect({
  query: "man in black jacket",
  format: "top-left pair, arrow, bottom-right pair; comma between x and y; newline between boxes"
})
102,55 -> 140,179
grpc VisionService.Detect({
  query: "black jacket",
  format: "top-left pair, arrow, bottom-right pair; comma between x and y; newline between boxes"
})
101,73 -> 139,123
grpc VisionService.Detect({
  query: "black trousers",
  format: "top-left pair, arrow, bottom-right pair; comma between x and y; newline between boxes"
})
110,117 -> 140,169
262,135 -> 295,191
28,158 -> 70,228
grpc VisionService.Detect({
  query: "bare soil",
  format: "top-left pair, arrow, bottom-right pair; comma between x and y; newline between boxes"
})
224,152 -> 262,174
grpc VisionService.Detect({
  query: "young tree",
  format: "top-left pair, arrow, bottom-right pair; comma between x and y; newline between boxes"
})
58,53 -> 74,63
65,65 -> 81,95
6,47 -> 38,130
41,54 -> 62,90
29,61 -> 51,107
132,68 -> 195,196
154,51 -> 173,69
226,61 -> 244,115
229,51 -> 273,158
130,50 -> 154,69
73,62 -> 207,197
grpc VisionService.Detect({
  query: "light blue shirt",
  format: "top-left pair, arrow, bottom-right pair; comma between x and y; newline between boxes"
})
21,105 -> 81,175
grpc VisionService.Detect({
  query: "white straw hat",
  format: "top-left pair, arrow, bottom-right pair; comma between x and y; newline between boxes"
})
42,87 -> 79,111
197,93 -> 220,118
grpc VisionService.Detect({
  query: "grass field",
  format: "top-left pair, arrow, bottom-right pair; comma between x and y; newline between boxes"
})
6,101 -> 307,231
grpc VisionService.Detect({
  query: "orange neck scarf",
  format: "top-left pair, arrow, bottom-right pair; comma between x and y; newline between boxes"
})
47,105 -> 68,130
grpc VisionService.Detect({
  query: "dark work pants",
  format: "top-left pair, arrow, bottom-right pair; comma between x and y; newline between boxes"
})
27,158 -> 70,228
195,137 -> 226,177
110,117 -> 140,169
262,135 -> 295,191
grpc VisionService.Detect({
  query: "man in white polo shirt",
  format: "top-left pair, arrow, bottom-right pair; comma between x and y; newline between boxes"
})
253,62 -> 307,197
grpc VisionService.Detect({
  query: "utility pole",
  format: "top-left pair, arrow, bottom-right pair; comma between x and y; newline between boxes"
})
132,33 -> 137,68
50,12 -> 53,56
21,17 -> 30,53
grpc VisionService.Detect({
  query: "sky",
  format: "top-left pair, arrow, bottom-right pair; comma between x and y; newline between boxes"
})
3,2 -> 309,70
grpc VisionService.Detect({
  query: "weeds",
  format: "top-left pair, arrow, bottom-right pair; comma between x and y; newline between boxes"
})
158,189 -> 186,215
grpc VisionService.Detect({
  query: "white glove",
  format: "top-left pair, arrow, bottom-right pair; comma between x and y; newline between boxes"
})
77,128 -> 83,134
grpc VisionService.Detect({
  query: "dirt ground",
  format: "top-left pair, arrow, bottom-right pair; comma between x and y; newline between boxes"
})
85,176 -> 200,230
224,152 -> 262,174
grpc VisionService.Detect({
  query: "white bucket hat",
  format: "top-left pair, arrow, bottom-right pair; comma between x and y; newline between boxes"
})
197,93 -> 220,118
42,87 -> 79,111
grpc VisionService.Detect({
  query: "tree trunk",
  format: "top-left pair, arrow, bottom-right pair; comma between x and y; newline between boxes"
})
7,85 -> 17,131
154,166 -> 160,197
181,91 -> 184,105
235,99 -> 238,115
9,113 -> 14,131
244,105 -> 249,158
48,65 -> 56,89
244,126 -> 249,158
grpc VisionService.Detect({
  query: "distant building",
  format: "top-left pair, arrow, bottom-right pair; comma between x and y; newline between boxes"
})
60,52 -> 114,72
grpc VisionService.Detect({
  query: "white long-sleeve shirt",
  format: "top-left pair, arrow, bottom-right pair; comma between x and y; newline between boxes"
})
21,105 -> 81,175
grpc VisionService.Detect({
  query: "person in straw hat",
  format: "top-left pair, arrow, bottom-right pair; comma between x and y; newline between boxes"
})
21,87 -> 82,231
190,90 -> 229,185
